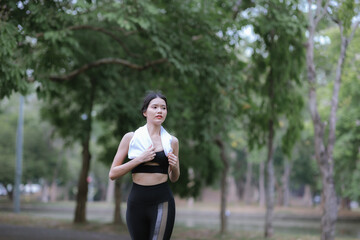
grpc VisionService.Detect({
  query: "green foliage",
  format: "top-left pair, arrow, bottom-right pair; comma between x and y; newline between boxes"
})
334,0 -> 358,34
6,0 -> 351,202
346,158 -> 360,201
290,137 -> 320,191
7,0 -> 245,198
245,0 -> 306,156
0,102 -> 17,187
0,0 -> 79,98
0,22 -> 27,98
0,95 -> 69,188
22,119 -> 68,183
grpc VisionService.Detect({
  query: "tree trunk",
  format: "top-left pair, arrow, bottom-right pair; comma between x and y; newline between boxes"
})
276,179 -> 283,206
243,161 -> 253,204
234,155 -> 245,200
282,161 -> 291,207
50,180 -> 57,202
74,139 -> 92,223
259,161 -> 265,207
264,119 -> 275,238
50,154 -> 62,202
74,79 -> 95,223
302,184 -> 313,207
215,136 -> 229,235
99,182 -> 107,201
306,21 -> 338,239
7,189 -> 13,201
305,2 -> 357,238
113,178 -> 125,225
106,178 -> 115,203
318,31 -> 349,240
319,163 -> 338,240
264,65 -> 276,238
319,48 -> 348,232
235,179 -> 245,200
340,197 -> 350,210
41,180 -> 49,203
63,181 -> 70,201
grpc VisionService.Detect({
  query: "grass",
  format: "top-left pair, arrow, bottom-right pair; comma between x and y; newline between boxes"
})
0,211 -> 128,234
171,223 -> 360,240
0,212 -> 358,240
1,198 -> 359,240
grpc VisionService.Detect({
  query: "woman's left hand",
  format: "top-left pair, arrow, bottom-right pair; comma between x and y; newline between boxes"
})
168,151 -> 178,170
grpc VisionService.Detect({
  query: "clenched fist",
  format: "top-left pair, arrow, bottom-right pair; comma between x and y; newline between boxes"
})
140,145 -> 156,163
167,150 -> 178,170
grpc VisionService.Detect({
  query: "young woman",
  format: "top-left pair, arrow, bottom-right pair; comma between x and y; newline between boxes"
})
109,91 -> 180,240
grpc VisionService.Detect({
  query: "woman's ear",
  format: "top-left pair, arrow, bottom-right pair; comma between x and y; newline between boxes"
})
143,111 -> 147,118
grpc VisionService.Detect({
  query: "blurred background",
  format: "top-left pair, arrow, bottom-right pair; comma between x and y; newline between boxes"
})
0,0 -> 359,239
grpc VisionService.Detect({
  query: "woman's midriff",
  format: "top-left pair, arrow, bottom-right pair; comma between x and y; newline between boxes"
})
132,173 -> 168,186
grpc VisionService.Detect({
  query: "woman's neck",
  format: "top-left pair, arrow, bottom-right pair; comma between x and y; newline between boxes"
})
146,123 -> 161,137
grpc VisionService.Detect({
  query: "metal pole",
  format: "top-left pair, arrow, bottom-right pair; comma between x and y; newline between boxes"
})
14,95 -> 24,213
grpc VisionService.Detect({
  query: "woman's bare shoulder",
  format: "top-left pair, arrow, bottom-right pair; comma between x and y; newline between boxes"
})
121,132 -> 134,143
171,135 -> 179,146
124,132 -> 134,138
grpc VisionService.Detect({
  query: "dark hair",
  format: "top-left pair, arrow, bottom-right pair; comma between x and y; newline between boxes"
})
141,91 -> 168,118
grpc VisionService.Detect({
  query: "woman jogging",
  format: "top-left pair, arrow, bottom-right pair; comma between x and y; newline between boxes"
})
109,91 -> 180,240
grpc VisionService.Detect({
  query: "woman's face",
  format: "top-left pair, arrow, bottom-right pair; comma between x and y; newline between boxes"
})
143,97 -> 167,125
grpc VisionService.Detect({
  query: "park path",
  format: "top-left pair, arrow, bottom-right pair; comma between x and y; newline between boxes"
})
0,223 -> 131,240
1,201 -> 359,238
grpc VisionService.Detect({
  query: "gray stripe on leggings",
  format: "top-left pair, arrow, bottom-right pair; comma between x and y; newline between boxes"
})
152,203 -> 163,240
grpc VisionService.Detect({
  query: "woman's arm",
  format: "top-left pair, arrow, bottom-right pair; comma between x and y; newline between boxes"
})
168,136 -> 180,182
109,132 -> 156,180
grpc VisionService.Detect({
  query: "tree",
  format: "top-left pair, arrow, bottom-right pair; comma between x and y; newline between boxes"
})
4,0 -> 180,223
0,99 -> 17,199
304,1 -> 359,239
33,0 -> 244,226
22,114 -> 69,199
334,30 -> 360,206
312,24 -> 360,209
229,129 -> 263,205
0,1 -> 249,233
0,95 -> 69,200
246,0 -> 306,237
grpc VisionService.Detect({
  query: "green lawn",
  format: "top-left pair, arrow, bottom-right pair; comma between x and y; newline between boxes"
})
0,211 -> 358,240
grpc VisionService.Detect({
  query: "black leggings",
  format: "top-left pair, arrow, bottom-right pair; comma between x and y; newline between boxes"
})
126,182 -> 175,240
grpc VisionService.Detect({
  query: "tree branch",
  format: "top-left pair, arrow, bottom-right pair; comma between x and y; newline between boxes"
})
326,8 -> 340,25
36,25 -> 139,57
315,0 -> 323,17
308,0 -> 315,30
49,58 -> 167,81
112,27 -> 138,36
349,20 -> 360,43
326,17 -> 360,164
326,34 -> 346,161
232,0 -> 243,20
314,0 -> 330,26
0,4 -> 9,21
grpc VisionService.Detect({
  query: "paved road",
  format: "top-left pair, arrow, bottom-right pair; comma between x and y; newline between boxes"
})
0,224 -> 131,240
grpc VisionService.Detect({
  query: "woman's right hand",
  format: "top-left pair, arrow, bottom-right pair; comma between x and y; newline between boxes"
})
139,145 -> 156,163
